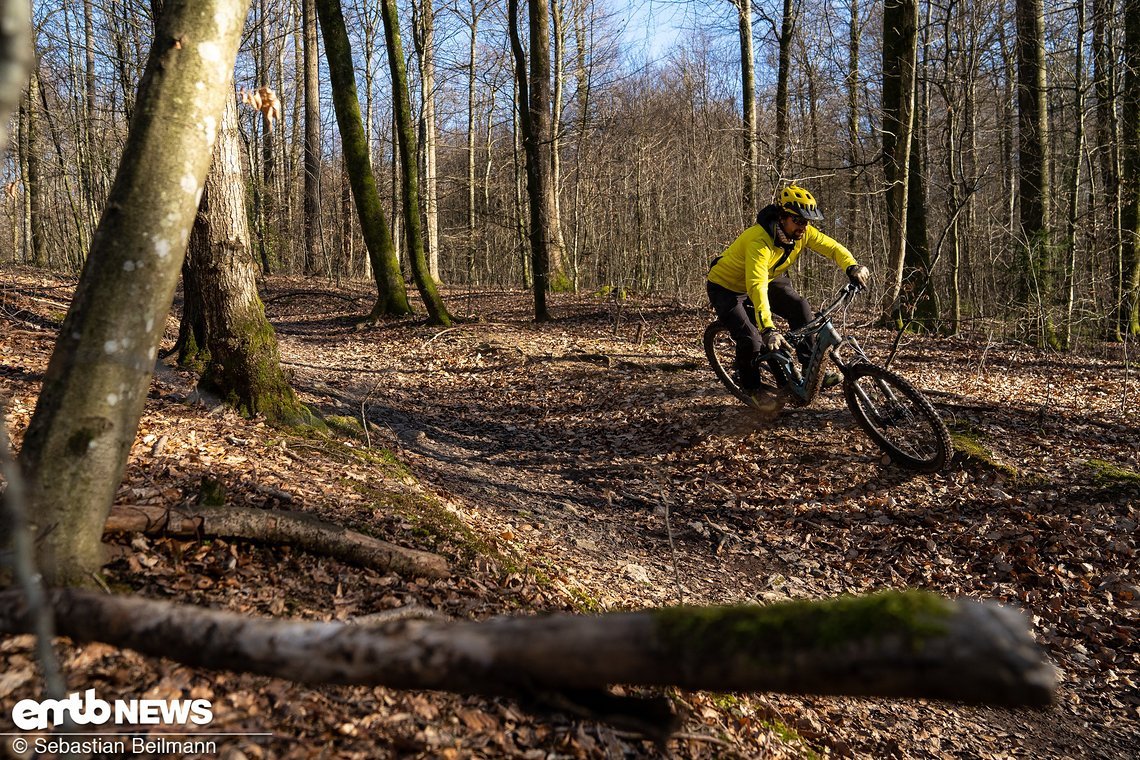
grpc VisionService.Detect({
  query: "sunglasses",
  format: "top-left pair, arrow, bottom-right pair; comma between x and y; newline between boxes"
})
787,216 -> 809,228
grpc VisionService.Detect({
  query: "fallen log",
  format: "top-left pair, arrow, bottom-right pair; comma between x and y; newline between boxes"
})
0,589 -> 1056,739
104,504 -> 448,579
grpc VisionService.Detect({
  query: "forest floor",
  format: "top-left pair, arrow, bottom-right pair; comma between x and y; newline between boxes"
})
1,267 -> 1139,759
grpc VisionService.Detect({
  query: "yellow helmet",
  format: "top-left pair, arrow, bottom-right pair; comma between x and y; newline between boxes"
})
779,185 -> 824,222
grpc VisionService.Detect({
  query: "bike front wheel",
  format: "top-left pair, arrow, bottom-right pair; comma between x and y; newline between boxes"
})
843,363 -> 952,472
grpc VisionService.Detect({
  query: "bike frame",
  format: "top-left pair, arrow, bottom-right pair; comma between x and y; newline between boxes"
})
756,283 -> 870,404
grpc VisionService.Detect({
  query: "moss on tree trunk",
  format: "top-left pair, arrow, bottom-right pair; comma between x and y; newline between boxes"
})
188,91 -> 313,428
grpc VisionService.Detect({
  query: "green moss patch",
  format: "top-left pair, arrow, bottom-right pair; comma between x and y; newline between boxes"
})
950,427 -> 1020,478
653,590 -> 952,655
1085,459 -> 1140,485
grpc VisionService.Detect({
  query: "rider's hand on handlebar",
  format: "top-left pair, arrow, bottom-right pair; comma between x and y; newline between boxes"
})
846,264 -> 870,289
761,328 -> 790,353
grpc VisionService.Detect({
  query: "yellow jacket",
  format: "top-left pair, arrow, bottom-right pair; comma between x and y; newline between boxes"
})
708,221 -> 857,330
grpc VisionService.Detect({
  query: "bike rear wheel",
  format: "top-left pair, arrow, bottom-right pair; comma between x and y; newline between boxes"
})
703,321 -> 777,408
843,363 -> 952,472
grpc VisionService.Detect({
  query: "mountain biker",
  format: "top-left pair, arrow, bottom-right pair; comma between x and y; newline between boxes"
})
707,185 -> 870,399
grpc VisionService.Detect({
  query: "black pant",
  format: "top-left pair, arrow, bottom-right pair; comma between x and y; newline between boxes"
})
707,275 -> 813,387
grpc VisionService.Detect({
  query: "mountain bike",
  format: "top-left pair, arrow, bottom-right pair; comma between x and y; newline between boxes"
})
703,283 -> 953,472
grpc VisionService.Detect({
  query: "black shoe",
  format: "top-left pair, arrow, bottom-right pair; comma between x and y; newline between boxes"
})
822,371 -> 842,390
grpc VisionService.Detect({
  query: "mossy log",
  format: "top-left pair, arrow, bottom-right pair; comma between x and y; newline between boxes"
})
104,504 -> 448,579
0,590 -> 1054,740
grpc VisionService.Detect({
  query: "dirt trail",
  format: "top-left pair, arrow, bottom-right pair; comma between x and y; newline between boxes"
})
271,287 -> 1138,758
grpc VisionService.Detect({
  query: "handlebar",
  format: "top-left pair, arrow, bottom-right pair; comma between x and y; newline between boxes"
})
786,282 -> 862,341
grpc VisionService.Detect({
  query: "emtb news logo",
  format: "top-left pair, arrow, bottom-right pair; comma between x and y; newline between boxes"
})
11,689 -> 213,730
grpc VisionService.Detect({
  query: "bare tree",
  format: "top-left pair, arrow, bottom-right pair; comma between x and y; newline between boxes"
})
881,0 -> 918,321
1015,0 -> 1058,346
303,0 -> 323,276
380,0 -> 452,324
1122,0 -> 1140,334
315,0 -> 412,319
510,0 -> 571,321
17,0 -> 252,585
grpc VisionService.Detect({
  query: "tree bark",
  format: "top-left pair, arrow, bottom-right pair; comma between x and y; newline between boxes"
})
17,0 -> 251,586
104,504 -> 449,578
25,67 -> 46,267
735,0 -> 757,215
1094,0 -> 1124,339
314,0 -> 412,319
187,84 -> 310,425
774,0 -> 793,180
1122,0 -> 1140,334
412,0 -> 441,282
1015,0 -> 1058,346
466,0 -> 479,284
846,0 -> 859,235
302,0 -> 323,276
1063,0 -> 1088,348
380,0 -> 452,325
510,0 -> 569,321
881,0 -> 918,320
0,589 -> 1057,741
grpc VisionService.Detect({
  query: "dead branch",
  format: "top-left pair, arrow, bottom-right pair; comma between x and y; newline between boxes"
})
104,504 -> 448,579
0,589 -> 1056,740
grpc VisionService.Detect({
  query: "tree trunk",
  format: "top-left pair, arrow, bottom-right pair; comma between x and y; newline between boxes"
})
1094,0 -> 1124,339
510,0 -> 569,321
733,0 -> 757,215
0,589 -> 1057,740
314,0 -> 412,319
881,0 -> 918,320
1015,0 -> 1058,347
846,0 -> 859,236
774,0 -> 793,180
380,0 -> 451,325
1122,0 -> 1140,334
1064,0 -> 1087,348
302,0 -> 322,276
17,0 -> 251,586
903,105 -> 935,329
413,0 -> 441,282
25,68 -> 46,267
466,1 -> 479,284
187,85 -> 310,424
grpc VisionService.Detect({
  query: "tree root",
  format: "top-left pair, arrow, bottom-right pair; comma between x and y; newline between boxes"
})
104,504 -> 449,579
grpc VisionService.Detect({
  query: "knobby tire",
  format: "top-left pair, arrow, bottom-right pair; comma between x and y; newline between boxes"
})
843,363 -> 952,472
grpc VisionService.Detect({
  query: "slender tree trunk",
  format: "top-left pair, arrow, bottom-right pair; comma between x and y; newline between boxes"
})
1094,0 -> 1124,339
1122,0 -> 1140,333
25,68 -> 46,267
902,7 -> 935,330
737,0 -> 757,214
510,0 -> 568,319
18,0 -> 251,586
551,0 -> 569,265
380,0 -> 451,325
1064,0 -> 1088,348
1093,0 -> 1124,339
1015,0 -> 1058,346
846,0 -> 859,235
412,0 -> 441,282
315,0 -> 412,318
82,0 -> 101,229
881,0 -> 918,320
774,0 -> 793,180
302,0 -> 322,276
466,1 -> 479,284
